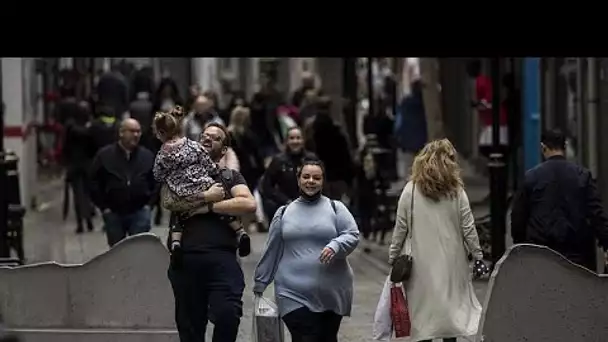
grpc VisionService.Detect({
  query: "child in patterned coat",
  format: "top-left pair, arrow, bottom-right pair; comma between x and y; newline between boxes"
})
152,106 -> 250,257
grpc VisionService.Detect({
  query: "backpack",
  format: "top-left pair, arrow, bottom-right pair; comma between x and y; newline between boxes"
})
218,167 -> 234,192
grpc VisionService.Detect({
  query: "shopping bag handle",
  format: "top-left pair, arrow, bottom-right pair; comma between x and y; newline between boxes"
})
253,294 -> 261,308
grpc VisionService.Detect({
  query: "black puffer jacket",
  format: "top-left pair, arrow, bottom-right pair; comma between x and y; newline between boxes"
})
260,150 -> 317,207
89,144 -> 158,215
511,155 -> 608,269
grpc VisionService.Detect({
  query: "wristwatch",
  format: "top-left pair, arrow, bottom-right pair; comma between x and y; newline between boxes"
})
208,203 -> 214,213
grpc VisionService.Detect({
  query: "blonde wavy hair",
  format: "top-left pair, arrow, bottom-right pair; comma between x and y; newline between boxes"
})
409,138 -> 463,201
228,106 -> 250,136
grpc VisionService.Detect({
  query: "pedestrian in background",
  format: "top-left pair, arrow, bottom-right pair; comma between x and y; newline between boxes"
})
254,158 -> 360,342
63,101 -> 96,233
89,105 -> 119,159
291,72 -> 317,108
511,129 -> 608,271
225,90 -> 248,119
394,79 -> 427,179
228,106 -> 264,191
128,70 -> 155,153
260,126 -> 316,223
226,105 -> 265,231
388,139 -> 485,342
185,84 -> 201,112
89,118 -> 157,247
250,74 -> 284,160
183,95 -> 225,141
97,64 -> 129,120
308,98 -> 354,201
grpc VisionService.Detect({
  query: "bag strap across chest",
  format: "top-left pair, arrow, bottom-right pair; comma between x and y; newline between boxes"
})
278,199 -> 339,235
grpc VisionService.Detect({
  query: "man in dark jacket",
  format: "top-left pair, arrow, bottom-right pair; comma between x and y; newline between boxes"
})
250,74 -> 284,159
63,102 -> 96,233
309,99 -> 354,200
511,129 -> 608,270
53,86 -> 80,125
260,126 -> 316,221
97,65 -> 129,119
89,118 -> 157,247
129,90 -> 154,152
89,105 -> 119,156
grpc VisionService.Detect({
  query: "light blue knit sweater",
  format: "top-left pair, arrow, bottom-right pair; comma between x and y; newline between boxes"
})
254,196 -> 360,317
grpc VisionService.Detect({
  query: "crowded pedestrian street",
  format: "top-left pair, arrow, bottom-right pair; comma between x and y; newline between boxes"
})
2,57 -> 607,342
20,178 -> 488,342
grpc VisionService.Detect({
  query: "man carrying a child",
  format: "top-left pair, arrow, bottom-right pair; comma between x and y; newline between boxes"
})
161,121 -> 257,342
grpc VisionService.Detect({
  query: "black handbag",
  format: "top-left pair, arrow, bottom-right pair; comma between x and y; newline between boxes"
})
390,184 -> 415,283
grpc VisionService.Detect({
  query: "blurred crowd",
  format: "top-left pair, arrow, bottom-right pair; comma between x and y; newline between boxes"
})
52,63 -> 376,237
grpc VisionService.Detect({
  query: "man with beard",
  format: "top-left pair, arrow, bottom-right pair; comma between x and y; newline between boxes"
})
164,123 -> 256,342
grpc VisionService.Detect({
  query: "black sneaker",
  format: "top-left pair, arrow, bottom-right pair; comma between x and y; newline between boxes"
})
237,232 -> 251,257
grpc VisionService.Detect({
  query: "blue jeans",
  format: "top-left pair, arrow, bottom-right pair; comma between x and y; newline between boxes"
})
103,206 -> 152,247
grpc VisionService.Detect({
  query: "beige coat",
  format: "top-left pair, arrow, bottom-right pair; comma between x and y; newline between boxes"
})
389,181 -> 483,342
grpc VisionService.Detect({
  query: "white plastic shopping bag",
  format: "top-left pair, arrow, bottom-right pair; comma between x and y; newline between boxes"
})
254,189 -> 266,224
372,275 -> 393,341
252,295 -> 284,342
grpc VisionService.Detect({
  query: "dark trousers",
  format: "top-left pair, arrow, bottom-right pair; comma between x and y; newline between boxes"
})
420,339 -> 456,342
282,307 -> 343,342
168,251 -> 245,342
69,172 -> 94,229
153,192 -> 164,225
103,206 -> 151,247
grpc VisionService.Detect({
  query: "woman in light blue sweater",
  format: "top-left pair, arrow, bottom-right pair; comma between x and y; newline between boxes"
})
254,158 -> 360,342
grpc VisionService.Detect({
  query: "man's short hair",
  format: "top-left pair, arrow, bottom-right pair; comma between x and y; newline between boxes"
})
541,129 -> 566,151
204,122 -> 231,148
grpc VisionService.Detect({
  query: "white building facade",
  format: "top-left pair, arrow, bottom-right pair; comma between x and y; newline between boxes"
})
2,58 -> 41,207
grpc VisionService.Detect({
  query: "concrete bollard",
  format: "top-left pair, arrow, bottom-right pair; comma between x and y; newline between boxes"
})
0,233 -> 177,342
476,244 -> 608,342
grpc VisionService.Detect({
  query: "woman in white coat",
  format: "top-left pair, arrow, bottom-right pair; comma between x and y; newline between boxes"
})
388,139 -> 485,342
